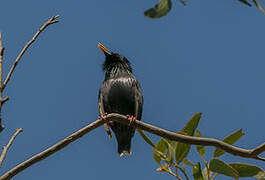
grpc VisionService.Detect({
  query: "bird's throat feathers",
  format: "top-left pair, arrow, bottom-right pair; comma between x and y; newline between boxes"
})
103,54 -> 133,79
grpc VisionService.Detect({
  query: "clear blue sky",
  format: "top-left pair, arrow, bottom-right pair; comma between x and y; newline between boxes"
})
0,0 -> 264,179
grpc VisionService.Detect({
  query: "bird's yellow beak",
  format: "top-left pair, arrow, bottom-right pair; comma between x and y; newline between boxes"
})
98,43 -> 111,55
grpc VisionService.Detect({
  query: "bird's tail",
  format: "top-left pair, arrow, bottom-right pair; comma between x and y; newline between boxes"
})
111,123 -> 135,157
117,138 -> 132,157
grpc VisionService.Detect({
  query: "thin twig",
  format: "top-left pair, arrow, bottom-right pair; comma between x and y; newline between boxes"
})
210,173 -> 218,180
0,128 -> 23,167
200,155 -> 210,180
1,15 -> 59,92
0,32 -> 4,132
252,142 -> 265,155
175,163 -> 189,180
0,15 -> 58,132
159,162 -> 182,180
0,96 -> 9,105
0,33 -> 3,89
0,113 -> 265,180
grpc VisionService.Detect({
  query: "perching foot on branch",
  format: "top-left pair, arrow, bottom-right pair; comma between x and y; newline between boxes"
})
126,115 -> 136,127
99,113 -> 112,138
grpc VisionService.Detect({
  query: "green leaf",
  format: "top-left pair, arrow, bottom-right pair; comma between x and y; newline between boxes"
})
175,113 -> 202,163
238,0 -> 252,6
164,139 -> 177,165
144,0 -> 172,19
209,159 -> 239,179
138,129 -> 172,165
137,129 -> 155,148
213,128 -> 244,158
175,143 -> 191,164
182,113 -> 202,136
193,162 -> 204,180
153,138 -> 167,164
183,159 -> 195,167
252,0 -> 265,14
196,130 -> 205,156
229,163 -> 265,178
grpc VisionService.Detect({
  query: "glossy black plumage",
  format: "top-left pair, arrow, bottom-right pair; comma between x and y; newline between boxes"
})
98,43 -> 143,156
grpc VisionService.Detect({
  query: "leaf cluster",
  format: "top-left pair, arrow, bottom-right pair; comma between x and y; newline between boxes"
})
138,113 -> 265,179
144,0 -> 265,19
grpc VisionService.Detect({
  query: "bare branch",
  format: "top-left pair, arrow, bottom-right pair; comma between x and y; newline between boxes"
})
0,118 -> 106,180
0,16 -> 58,132
0,32 -> 4,132
174,163 -> 189,180
1,15 -> 59,92
251,142 -> 265,155
0,96 -> 9,105
0,113 -> 264,180
0,33 -> 4,88
0,128 -> 23,167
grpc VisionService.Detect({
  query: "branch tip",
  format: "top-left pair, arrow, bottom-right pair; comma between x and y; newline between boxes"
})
0,128 -> 23,167
48,15 -> 60,24
1,15 -> 59,92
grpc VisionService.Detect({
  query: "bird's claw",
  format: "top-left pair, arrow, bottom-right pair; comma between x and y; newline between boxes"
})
99,113 -> 113,139
126,115 -> 136,127
98,112 -> 107,119
99,113 -> 114,125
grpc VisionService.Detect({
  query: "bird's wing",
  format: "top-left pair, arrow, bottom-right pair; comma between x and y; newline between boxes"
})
133,78 -> 143,120
98,88 -> 112,139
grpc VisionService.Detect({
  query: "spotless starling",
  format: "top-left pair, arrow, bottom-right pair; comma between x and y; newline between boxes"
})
98,43 -> 143,156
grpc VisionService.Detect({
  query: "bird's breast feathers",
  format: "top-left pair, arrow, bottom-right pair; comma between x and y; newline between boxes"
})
100,76 -> 141,116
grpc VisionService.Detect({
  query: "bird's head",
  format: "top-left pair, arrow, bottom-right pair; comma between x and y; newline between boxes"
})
98,43 -> 132,74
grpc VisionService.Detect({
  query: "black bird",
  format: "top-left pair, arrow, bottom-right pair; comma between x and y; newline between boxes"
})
98,43 -> 143,156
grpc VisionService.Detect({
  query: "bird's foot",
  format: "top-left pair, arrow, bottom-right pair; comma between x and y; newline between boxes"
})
98,113 -> 107,121
126,115 -> 136,127
99,113 -> 113,138
98,113 -> 114,125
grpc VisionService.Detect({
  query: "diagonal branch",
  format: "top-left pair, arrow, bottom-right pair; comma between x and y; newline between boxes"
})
1,15 -> 59,92
0,113 -> 264,180
0,118 -> 106,180
0,15 -> 59,133
0,128 -> 23,167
